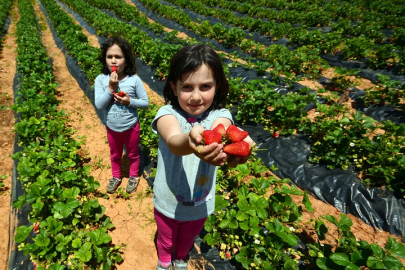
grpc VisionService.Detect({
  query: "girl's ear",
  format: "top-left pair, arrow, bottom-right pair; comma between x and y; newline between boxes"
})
170,81 -> 177,96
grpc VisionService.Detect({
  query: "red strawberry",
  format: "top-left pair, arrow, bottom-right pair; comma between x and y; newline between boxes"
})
213,123 -> 226,136
118,91 -> 125,97
224,141 -> 250,157
226,125 -> 239,132
202,130 -> 222,145
272,131 -> 279,139
225,251 -> 231,259
111,66 -> 117,72
33,224 -> 39,231
227,128 -> 248,143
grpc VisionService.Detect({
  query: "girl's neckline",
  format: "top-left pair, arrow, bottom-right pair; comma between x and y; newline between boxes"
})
177,108 -> 210,126
118,75 -> 128,81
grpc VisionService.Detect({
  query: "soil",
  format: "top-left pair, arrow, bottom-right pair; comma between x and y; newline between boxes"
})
0,2 -> 403,270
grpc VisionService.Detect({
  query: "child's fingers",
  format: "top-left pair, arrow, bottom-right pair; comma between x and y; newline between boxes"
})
196,143 -> 226,165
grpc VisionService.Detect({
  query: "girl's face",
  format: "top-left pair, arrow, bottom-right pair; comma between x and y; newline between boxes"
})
171,64 -> 217,116
106,44 -> 126,77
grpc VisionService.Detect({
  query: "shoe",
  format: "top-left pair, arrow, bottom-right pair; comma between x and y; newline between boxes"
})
126,176 -> 140,193
172,260 -> 188,270
156,262 -> 171,270
107,177 -> 121,193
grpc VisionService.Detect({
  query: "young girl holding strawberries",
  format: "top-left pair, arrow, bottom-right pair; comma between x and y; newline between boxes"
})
151,44 -> 253,270
95,37 -> 149,194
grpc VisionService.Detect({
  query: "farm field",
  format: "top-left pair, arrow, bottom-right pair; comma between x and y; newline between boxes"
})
1,0 -> 405,269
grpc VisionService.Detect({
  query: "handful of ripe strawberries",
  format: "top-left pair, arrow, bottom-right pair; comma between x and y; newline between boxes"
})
201,124 -> 251,158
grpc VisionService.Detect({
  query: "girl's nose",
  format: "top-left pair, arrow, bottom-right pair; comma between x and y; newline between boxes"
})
190,89 -> 201,101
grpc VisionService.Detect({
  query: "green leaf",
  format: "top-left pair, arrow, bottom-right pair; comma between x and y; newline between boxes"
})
278,231 -> 298,246
74,242 -> 92,262
382,255 -> 403,269
345,263 -> 362,270
330,253 -> 350,266
47,157 -> 55,165
385,237 -> 405,259
15,225 -> 32,243
34,231 -> 50,247
337,214 -> 353,232
72,238 -> 81,249
240,220 -> 249,230
322,215 -> 338,226
316,258 -> 329,270
370,243 -> 385,258
302,192 -> 314,212
88,229 -> 112,245
218,219 -> 230,229
367,256 -> 386,269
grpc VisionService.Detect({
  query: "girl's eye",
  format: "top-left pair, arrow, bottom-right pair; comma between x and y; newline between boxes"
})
201,85 -> 213,90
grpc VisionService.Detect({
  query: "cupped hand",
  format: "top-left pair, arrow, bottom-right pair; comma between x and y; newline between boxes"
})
114,91 -> 130,105
189,125 -> 227,166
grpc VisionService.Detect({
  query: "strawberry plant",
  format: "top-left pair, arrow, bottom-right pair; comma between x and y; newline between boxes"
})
362,74 -> 405,107
138,102 -> 159,160
302,214 -> 405,270
11,0 -> 123,268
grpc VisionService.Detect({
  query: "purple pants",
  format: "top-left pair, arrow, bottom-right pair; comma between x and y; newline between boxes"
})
106,122 -> 140,178
154,208 -> 206,264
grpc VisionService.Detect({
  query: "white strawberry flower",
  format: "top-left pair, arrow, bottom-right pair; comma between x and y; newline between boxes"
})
254,239 -> 260,244
350,142 -> 355,147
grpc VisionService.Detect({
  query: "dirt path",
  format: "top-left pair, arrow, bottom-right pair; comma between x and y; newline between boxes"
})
0,4 -> 18,269
1,1 -> 404,270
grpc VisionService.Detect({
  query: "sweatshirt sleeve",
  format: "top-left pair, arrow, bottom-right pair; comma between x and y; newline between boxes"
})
129,76 -> 149,109
94,74 -> 114,110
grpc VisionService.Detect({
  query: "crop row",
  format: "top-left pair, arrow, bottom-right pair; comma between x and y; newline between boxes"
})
10,0 -> 122,268
0,0 -> 13,53
137,0 -> 405,76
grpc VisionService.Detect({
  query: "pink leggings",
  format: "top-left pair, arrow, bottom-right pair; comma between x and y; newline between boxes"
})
154,208 -> 206,263
106,123 -> 140,178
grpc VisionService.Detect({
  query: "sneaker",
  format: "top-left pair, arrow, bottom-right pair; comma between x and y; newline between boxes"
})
126,176 -> 140,193
107,177 -> 121,193
172,260 -> 188,270
156,262 -> 171,270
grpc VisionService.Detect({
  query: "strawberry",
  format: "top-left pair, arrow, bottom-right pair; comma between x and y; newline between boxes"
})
272,131 -> 279,139
118,91 -> 125,97
33,224 -> 39,231
202,130 -> 222,145
223,141 -> 250,157
225,251 -> 231,259
213,123 -> 226,136
227,127 -> 248,143
226,125 -> 239,132
111,66 -> 117,72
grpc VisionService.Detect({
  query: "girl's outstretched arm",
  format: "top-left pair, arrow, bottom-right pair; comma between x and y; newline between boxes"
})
156,115 -> 227,166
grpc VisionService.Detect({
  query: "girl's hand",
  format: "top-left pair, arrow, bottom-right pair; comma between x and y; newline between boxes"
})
114,91 -> 130,105
189,125 -> 227,166
108,72 -> 119,93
